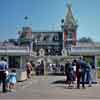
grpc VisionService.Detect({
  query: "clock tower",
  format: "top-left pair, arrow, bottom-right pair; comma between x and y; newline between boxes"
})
62,3 -> 78,48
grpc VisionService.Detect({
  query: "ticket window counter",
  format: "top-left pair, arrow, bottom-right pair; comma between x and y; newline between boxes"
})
8,56 -> 20,69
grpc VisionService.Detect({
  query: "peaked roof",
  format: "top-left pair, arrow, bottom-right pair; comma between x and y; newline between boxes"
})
64,3 -> 77,26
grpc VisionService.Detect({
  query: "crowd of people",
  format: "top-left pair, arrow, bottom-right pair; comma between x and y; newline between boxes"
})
48,63 -> 64,74
0,56 -> 96,93
65,57 -> 96,89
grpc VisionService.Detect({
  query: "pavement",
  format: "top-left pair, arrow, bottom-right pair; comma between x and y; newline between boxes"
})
0,76 -> 100,99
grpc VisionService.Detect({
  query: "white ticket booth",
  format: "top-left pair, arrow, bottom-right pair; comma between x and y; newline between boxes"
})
0,46 -> 30,81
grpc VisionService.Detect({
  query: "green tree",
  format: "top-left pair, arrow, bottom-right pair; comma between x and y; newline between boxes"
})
78,37 -> 94,43
8,38 -> 18,45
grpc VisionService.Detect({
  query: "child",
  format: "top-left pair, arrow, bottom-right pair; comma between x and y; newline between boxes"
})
9,69 -> 16,91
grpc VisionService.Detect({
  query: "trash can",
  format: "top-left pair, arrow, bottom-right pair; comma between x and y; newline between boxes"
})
16,69 -> 27,81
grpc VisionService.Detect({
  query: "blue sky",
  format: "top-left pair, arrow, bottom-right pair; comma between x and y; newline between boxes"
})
0,0 -> 100,41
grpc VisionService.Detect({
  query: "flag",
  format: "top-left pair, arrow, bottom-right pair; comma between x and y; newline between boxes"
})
24,16 -> 28,20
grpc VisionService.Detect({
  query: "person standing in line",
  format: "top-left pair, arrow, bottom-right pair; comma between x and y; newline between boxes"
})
72,59 -> 77,81
65,61 -> 70,84
0,57 -> 8,93
35,62 -> 40,75
86,62 -> 92,87
91,63 -> 96,83
65,61 -> 73,88
79,57 -> 87,89
76,60 -> 82,89
40,60 -> 44,75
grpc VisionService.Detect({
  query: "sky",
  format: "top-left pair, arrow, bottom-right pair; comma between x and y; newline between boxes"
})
0,0 -> 100,42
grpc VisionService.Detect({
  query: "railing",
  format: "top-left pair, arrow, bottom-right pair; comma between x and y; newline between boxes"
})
71,46 -> 100,51
0,45 -> 28,49
0,46 -> 30,55
36,41 -> 61,45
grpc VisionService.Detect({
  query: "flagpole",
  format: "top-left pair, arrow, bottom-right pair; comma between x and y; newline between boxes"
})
24,16 -> 28,26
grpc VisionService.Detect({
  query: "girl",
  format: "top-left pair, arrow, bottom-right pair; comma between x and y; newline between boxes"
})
9,69 -> 16,91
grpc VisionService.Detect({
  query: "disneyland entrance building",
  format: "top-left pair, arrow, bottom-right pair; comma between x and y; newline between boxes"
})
0,4 -> 100,82
19,3 -> 77,57
32,31 -> 63,56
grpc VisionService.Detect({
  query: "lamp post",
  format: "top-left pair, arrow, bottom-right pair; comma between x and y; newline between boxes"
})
61,19 -> 64,49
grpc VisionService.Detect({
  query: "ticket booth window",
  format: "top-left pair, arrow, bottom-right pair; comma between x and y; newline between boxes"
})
8,56 -> 20,68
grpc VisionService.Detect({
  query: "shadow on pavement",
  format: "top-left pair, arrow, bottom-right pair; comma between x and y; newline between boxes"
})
55,85 -> 81,89
51,79 -> 66,84
52,80 -> 98,84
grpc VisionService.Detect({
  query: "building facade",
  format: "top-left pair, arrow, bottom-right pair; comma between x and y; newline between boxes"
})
32,31 -> 63,56
19,4 -> 77,56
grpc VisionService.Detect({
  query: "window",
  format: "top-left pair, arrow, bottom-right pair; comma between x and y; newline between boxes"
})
37,34 -> 41,41
8,56 -> 20,68
43,35 -> 49,41
68,32 -> 72,39
53,34 -> 59,41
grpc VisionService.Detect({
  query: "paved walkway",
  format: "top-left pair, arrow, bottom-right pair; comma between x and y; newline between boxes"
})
0,76 -> 100,99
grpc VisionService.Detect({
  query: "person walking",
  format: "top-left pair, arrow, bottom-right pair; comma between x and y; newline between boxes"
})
26,61 -> 33,79
0,57 -> 8,93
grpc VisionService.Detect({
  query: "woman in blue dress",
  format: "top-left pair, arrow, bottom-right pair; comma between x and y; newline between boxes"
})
9,69 -> 16,91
